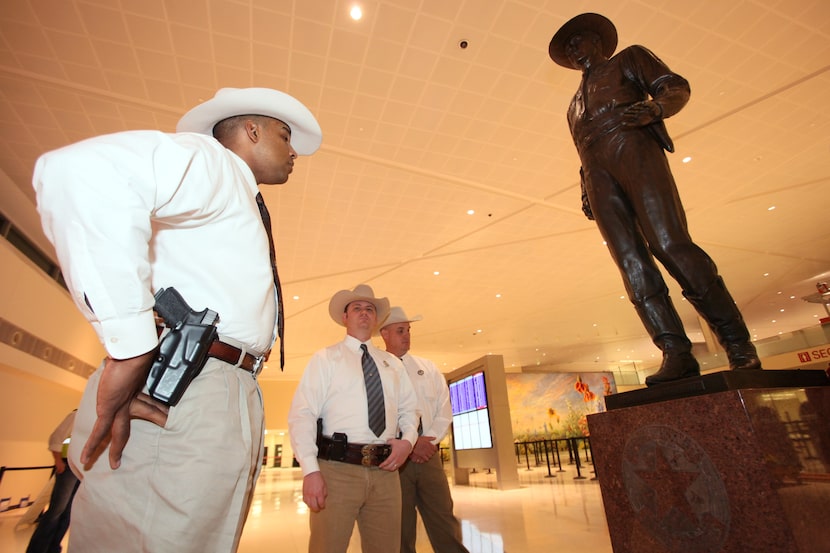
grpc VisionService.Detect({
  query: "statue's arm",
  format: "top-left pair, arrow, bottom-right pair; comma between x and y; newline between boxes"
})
621,45 -> 691,127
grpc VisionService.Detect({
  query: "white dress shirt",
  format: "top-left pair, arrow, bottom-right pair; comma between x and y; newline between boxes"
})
288,334 -> 419,475
33,130 -> 277,359
400,353 -> 452,444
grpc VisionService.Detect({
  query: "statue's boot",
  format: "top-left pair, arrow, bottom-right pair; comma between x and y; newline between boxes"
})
684,277 -> 762,371
636,294 -> 701,386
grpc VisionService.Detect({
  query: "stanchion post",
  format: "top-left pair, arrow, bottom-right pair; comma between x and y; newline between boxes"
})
543,439 -> 556,478
571,438 -> 586,480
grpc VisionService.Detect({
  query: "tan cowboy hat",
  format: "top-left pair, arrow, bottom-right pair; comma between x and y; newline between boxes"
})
548,13 -> 618,70
176,87 -> 322,155
378,306 -> 423,333
328,284 -> 391,327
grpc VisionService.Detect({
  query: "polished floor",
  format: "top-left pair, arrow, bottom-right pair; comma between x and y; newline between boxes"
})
1,462 -> 613,553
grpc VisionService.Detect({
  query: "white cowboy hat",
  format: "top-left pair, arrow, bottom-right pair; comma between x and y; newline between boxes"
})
379,306 -> 423,331
328,284 -> 391,327
176,87 -> 322,155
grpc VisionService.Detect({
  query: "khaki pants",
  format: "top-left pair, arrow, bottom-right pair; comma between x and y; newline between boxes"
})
68,358 -> 264,553
399,454 -> 468,553
309,459 -> 402,553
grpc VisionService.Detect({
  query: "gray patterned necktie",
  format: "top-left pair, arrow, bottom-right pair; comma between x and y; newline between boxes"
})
361,344 -> 386,436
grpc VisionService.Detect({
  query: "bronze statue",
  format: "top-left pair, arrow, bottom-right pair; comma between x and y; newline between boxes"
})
549,13 -> 762,385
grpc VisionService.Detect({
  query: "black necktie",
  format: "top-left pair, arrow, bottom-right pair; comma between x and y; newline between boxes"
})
361,344 -> 386,436
255,193 -> 284,370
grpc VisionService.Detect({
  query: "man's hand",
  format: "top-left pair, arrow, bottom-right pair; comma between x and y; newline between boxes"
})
302,471 -> 327,512
621,100 -> 662,127
129,392 -> 169,427
579,167 -> 594,220
409,436 -> 438,464
81,350 -> 155,470
379,438 -> 413,471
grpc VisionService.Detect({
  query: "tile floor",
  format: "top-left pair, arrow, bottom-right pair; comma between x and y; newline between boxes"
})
1,463 -> 613,553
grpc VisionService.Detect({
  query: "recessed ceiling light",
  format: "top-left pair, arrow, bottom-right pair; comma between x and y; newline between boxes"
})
292,295 -> 300,300
682,156 -> 692,163
768,205 -> 776,211
350,5 -> 363,20
467,209 -> 475,215
433,271 -> 440,276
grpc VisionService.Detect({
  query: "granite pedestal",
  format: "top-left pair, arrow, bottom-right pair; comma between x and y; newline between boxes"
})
587,370 -> 830,553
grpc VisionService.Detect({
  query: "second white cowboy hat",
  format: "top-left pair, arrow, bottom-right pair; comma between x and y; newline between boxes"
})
328,284 -> 391,327
379,306 -> 423,330
176,87 -> 322,155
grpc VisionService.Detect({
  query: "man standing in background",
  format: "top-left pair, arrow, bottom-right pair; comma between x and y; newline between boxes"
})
288,285 -> 418,553
379,307 -> 469,553
25,409 -> 79,553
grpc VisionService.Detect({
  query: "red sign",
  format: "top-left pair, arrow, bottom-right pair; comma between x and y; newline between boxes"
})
797,347 -> 830,363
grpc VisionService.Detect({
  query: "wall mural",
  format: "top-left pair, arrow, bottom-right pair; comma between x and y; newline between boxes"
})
505,372 -> 616,440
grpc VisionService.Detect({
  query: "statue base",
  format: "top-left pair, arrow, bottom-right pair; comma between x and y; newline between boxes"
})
587,369 -> 830,553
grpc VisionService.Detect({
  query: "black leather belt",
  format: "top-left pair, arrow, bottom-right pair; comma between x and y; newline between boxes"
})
317,435 -> 391,467
207,340 -> 264,374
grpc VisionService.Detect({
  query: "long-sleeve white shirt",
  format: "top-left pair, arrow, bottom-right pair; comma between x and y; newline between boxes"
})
400,352 -> 452,445
32,130 -> 277,360
288,334 -> 419,476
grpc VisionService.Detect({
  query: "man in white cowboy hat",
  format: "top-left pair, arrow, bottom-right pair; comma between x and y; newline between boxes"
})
549,13 -> 761,386
378,307 -> 469,553
32,87 -> 322,552
288,284 -> 418,553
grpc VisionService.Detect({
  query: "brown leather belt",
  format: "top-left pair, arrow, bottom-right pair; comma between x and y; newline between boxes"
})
317,435 -> 391,467
207,340 -> 262,373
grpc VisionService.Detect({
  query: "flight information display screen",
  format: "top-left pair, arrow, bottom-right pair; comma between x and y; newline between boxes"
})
448,371 -> 493,449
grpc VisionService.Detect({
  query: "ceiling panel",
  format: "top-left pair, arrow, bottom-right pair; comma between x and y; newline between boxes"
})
1,0 -> 828,381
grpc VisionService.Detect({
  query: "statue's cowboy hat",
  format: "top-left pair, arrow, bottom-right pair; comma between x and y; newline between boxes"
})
548,13 -> 618,69
329,284 -> 391,327
177,87 -> 322,155
377,306 -> 423,334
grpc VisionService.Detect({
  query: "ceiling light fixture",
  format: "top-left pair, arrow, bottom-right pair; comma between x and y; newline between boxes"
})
350,5 -> 363,20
